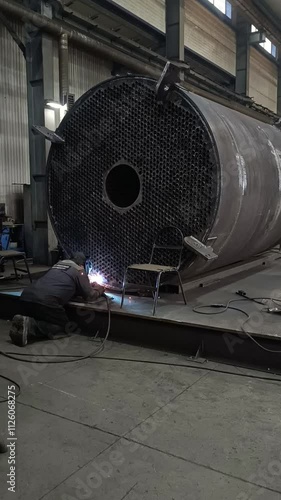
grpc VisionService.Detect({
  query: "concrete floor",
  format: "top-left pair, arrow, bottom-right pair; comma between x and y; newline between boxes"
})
1,320 -> 281,499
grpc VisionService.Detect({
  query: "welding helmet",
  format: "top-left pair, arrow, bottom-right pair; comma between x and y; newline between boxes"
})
71,252 -> 87,268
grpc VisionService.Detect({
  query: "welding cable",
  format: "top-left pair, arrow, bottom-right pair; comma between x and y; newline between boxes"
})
0,294 -> 111,364
2,351 -> 281,384
235,290 -> 281,307
193,298 -> 281,354
89,357 -> 281,384
5,355 -> 281,384
0,374 -> 21,403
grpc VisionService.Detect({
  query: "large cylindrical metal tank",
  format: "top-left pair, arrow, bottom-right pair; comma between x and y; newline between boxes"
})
47,76 -> 281,287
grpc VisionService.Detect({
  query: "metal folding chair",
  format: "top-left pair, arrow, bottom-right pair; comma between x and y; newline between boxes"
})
0,250 -> 32,282
121,226 -> 187,315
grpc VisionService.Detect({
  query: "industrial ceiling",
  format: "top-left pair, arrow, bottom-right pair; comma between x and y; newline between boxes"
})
262,0 -> 281,20
61,0 -> 161,49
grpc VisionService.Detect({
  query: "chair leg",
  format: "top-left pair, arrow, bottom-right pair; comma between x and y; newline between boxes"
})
152,272 -> 162,316
177,271 -> 187,305
23,256 -> 32,283
12,258 -> 19,281
120,268 -> 128,308
146,271 -> 154,299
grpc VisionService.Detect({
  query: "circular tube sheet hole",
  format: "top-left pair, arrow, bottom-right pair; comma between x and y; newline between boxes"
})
104,162 -> 141,210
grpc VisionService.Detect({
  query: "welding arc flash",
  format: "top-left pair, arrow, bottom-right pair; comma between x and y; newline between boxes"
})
88,271 -> 106,286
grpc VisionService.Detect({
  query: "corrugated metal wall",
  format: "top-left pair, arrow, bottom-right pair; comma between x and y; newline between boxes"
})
51,43 -> 113,110
69,45 -> 113,100
112,0 -> 165,31
249,47 -> 278,113
112,0 -> 236,75
185,0 -> 236,75
0,30 -> 112,223
0,21 -> 29,219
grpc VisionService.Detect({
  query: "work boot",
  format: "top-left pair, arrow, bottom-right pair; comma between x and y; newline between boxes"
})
0,440 -> 7,453
9,315 -> 33,347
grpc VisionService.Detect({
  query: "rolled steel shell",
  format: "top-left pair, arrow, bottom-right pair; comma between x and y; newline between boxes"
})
47,76 -> 281,286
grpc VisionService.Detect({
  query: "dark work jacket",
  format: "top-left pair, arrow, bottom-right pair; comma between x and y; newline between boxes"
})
21,260 -> 101,307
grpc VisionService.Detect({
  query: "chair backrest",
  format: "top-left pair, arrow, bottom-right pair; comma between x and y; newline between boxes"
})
150,226 -> 184,270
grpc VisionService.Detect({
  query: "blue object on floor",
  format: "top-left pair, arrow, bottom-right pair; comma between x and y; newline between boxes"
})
1,228 -> 10,250
0,290 -> 23,297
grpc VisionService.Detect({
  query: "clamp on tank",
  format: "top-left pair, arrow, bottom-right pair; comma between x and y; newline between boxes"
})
156,61 -> 190,102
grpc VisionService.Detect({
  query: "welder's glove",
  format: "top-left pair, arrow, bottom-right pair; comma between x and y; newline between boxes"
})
90,283 -> 105,297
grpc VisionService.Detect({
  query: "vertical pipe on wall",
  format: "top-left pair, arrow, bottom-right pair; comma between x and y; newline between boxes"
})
59,33 -> 69,106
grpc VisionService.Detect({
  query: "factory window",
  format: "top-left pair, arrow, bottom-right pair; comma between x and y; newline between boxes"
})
251,25 -> 277,58
207,0 -> 232,18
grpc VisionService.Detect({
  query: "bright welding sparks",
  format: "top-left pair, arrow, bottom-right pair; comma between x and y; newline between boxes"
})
88,271 -> 106,286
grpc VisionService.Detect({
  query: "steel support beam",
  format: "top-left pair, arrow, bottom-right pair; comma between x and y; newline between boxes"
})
234,0 -> 280,48
235,12 -> 250,96
165,0 -> 184,62
24,0 -> 55,264
0,0 -> 278,124
0,0 -> 161,79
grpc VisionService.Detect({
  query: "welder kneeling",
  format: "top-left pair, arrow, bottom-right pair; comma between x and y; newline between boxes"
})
9,252 -> 104,347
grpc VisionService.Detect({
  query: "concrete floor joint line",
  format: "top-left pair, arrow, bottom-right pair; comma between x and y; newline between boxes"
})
122,371 -> 210,441
17,400 -> 122,440
38,438 -> 124,500
119,483 -> 139,500
123,438 -> 281,495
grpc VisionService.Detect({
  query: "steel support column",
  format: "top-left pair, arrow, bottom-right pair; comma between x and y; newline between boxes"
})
24,0 -> 55,264
165,0 -> 184,62
235,12 -> 250,96
278,58 -> 281,116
